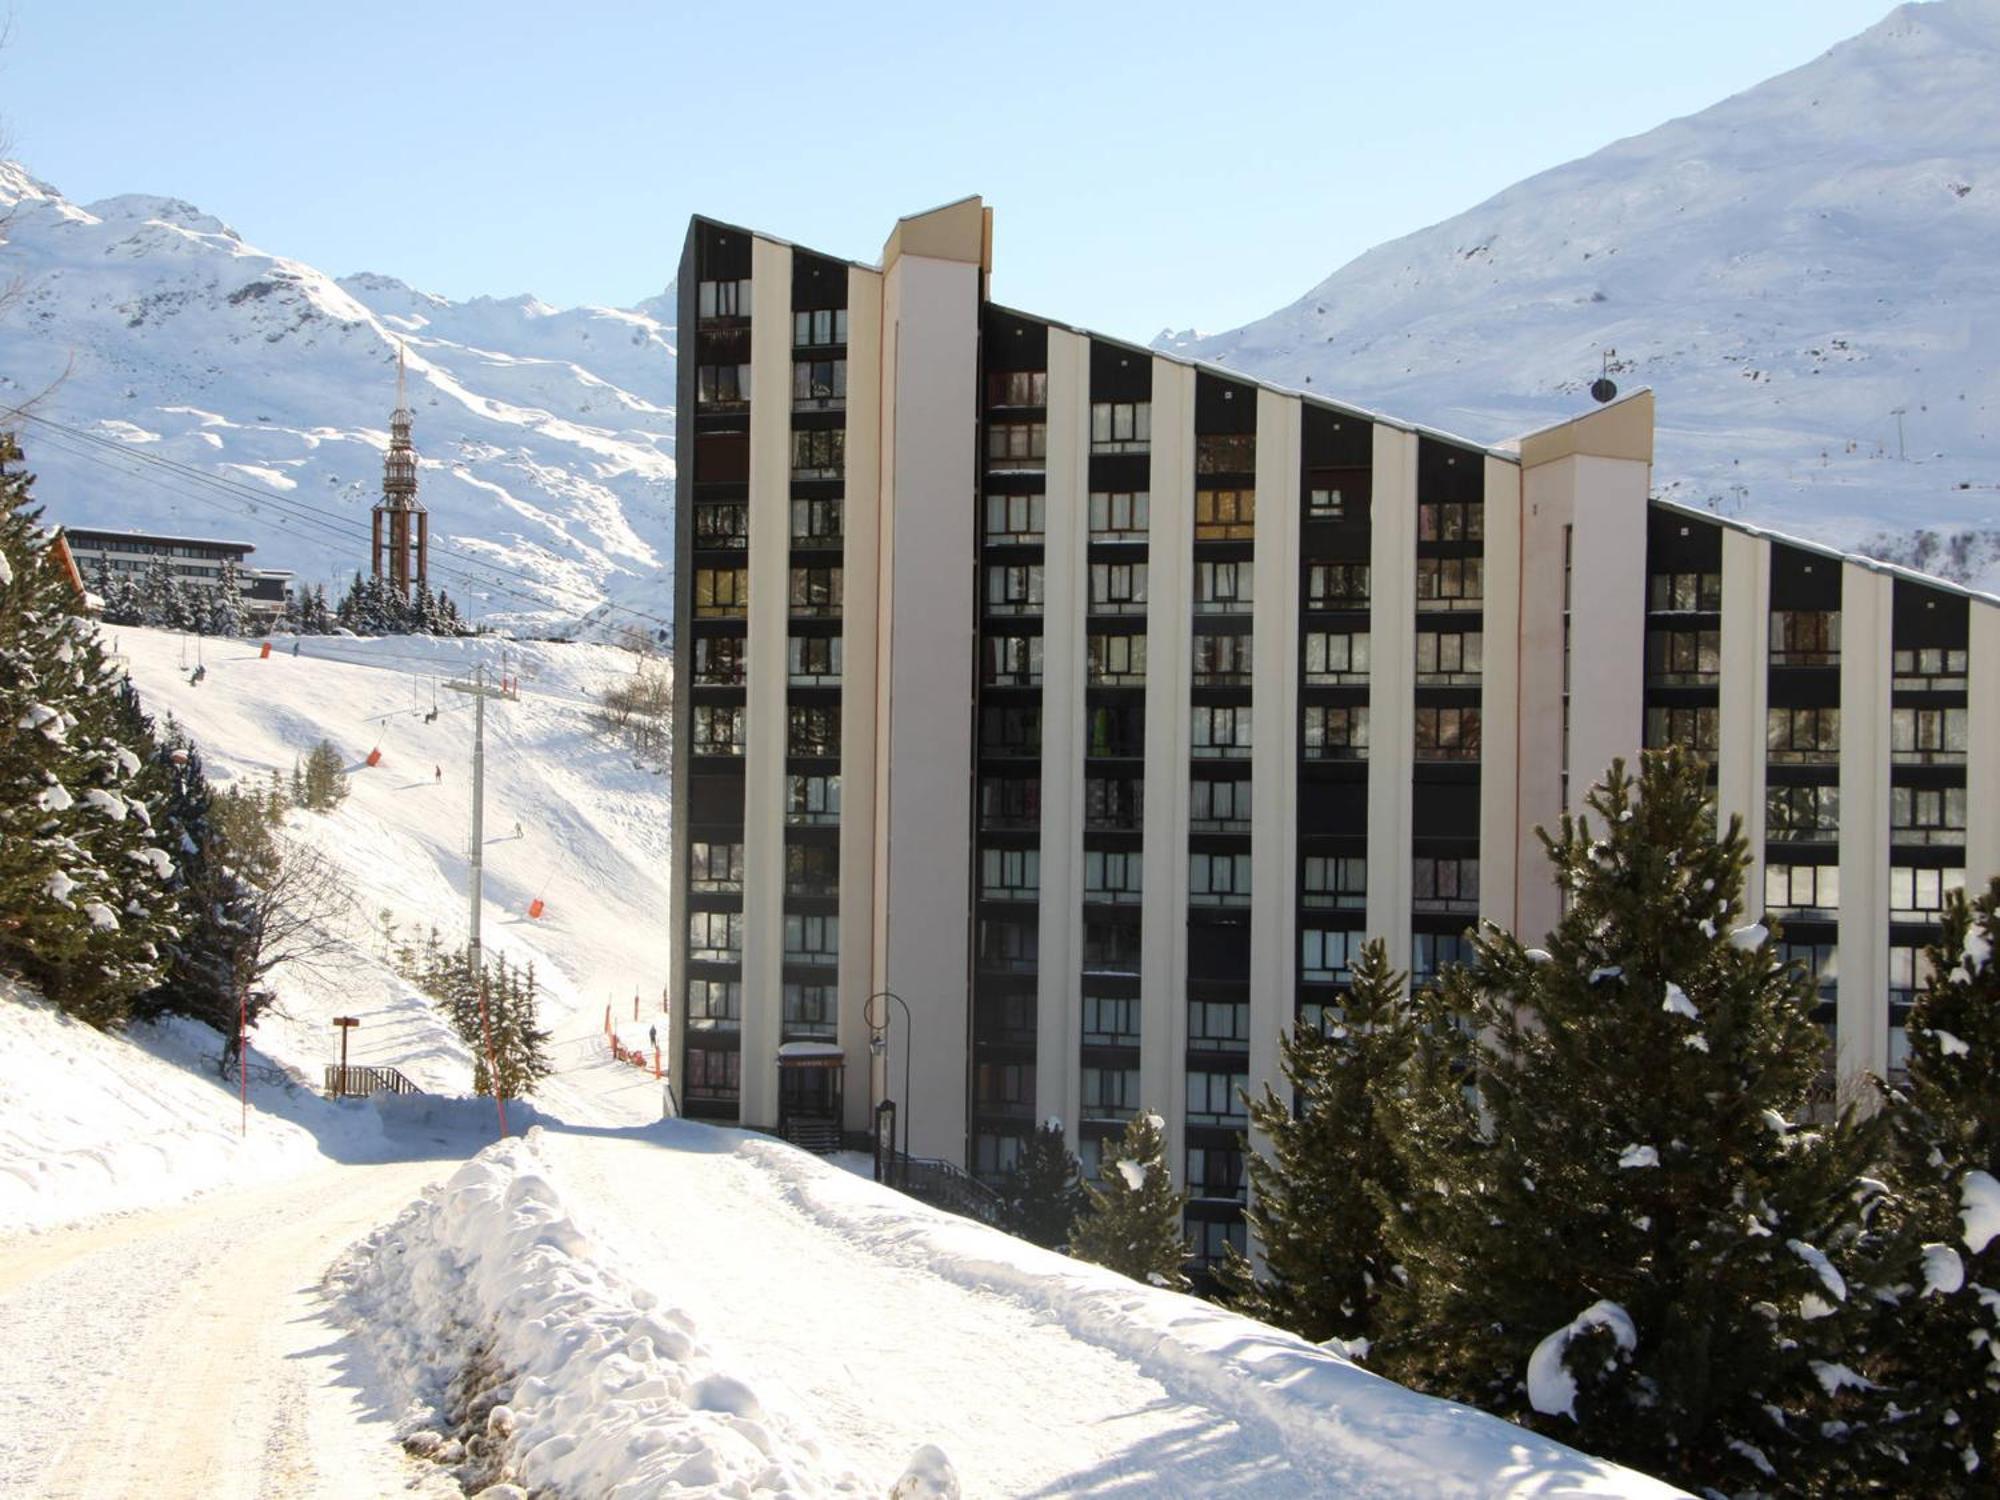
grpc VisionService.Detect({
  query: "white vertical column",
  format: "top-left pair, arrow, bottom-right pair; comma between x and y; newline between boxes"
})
837,265 -> 884,1134
1479,455 -> 1522,934
1969,602 -> 2000,895
740,235 -> 793,1130
1837,563 -> 1892,1085
1038,327 -> 1090,1145
1366,426 -> 1417,982
1565,455 -> 1650,801
1718,529 -> 1772,912
1141,358 -> 1195,1175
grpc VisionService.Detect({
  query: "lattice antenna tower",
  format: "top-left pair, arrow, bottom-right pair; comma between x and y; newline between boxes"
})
371,341 -> 429,598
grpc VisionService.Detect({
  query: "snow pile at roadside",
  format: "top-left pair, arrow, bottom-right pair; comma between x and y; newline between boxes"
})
331,1130 -> 899,1499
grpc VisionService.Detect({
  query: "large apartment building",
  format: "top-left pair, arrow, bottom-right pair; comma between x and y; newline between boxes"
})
668,197 -> 2000,1269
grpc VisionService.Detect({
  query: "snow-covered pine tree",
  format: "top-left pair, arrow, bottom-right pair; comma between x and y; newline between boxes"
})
480,958 -> 551,1102
1381,748 -> 1886,1494
0,439 -> 179,1025
300,738 -> 348,811
207,560 -> 247,638
1002,1119 -> 1086,1249
1869,879 -> 2000,1485
1225,938 -> 1418,1346
139,553 -> 179,628
1069,1110 -> 1191,1291
334,572 -> 365,633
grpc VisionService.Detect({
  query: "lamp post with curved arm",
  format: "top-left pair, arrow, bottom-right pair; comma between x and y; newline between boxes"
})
864,989 -> 912,1169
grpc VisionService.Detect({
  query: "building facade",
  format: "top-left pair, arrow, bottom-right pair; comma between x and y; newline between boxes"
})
60,527 -> 291,620
668,199 -> 2000,1270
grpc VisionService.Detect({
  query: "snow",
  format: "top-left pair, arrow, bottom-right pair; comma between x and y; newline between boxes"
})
1729,923 -> 1771,951
890,1445 -> 962,1499
82,902 -> 120,931
776,1041 -> 846,1060
1960,1169 -> 2000,1254
80,787 -> 128,821
1115,1155 -> 1149,1190
1662,982 -> 1697,1019
1922,1242 -> 1968,1296
1935,1028 -> 1972,1058
1526,1301 -> 1638,1422
1524,948 -> 1553,964
1789,1239 -> 1848,1305
36,780 -> 72,812
1619,1145 -> 1661,1169
42,870 -> 74,905
1810,1361 -> 1874,1397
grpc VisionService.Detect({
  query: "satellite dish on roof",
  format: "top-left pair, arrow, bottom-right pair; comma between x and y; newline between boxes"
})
1591,377 -> 1618,404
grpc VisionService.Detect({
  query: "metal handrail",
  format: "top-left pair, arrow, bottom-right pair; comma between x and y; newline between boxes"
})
324,1063 -> 420,1098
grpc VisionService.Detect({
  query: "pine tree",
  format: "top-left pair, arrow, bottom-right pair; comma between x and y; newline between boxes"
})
1381,749 -> 1886,1494
139,553 -> 179,627
335,572 -> 364,632
207,560 -> 247,638
1870,880 -> 2000,1484
1069,1111 -> 1191,1291
1002,1120 -> 1086,1249
481,958 -> 551,1101
299,738 -> 349,811
1225,938 -> 1418,1346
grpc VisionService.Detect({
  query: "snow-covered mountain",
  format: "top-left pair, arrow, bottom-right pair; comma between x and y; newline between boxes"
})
0,164 -> 677,629
1161,0 -> 2000,589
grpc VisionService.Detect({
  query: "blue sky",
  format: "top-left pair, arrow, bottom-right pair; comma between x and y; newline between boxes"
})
5,0 -> 1899,342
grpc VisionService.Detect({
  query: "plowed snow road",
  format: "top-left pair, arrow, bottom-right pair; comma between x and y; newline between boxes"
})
0,1159 -> 462,1500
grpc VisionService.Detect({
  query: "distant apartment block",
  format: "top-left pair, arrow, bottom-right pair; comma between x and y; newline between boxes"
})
60,526 -> 292,619
666,197 -> 2000,1270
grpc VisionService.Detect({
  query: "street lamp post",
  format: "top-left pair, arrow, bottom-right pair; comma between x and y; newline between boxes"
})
864,990 -> 913,1171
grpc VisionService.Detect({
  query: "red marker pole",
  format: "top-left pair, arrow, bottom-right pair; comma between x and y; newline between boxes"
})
633,993 -> 640,1022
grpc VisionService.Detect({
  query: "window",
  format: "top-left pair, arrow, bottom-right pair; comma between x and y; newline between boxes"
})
782,911 -> 839,963
1415,556 -> 1483,609
785,773 -> 840,825
1646,705 -> 1719,754
1891,706 -> 1967,764
1189,852 -> 1252,905
1188,999 -> 1249,1045
1302,856 -> 1367,909
1888,945 -> 1934,1005
986,563 -> 1046,615
981,846 -> 1041,901
1193,1217 -> 1247,1268
974,1132 -> 1025,1180
1770,610 -> 1840,665
686,982 -> 741,1027
1413,857 -> 1479,912
981,775 -> 1041,829
987,370 -> 1047,407
1186,1070 -> 1248,1125
1087,704 -> 1143,758
1085,774 -> 1143,830
1090,402 -> 1150,454
788,704 -> 840,758
977,918 -> 1039,971
792,307 -> 849,347
1196,434 -> 1255,474
782,983 -> 836,1040
1765,862 -> 1839,916
684,1047 -> 741,1098
789,566 -> 842,617
1088,632 -> 1147,686
1194,488 -> 1255,540
697,278 -> 751,319
1090,562 -> 1148,614
1418,501 -> 1483,541
694,567 -> 749,618
975,1062 -> 1035,1118
1306,487 -> 1347,521
1191,630 -> 1252,685
1767,784 -> 1840,840
791,498 -> 843,546
1412,932 -> 1475,985
1306,563 -> 1370,610
1192,705 -> 1252,758
983,634 -> 1043,687
987,421 -> 1047,469
984,493 -> 1045,543
1083,994 -> 1140,1047
1089,491 -> 1149,541
1190,777 -> 1250,831
1649,571 -> 1722,612
1780,941 -> 1839,1004
1415,630 -> 1482,683
788,634 -> 841,685
1893,646 -> 1968,689
694,501 -> 749,549
1082,1067 -> 1140,1121
696,362 -> 752,407
1186,1147 -> 1246,1202
1889,865 -> 1964,922
1415,706 -> 1481,761
1892,784 -> 1966,844
1083,920 -> 1141,974
785,842 -> 840,897
692,704 -> 746,756
1767,707 -> 1839,763
791,428 -> 845,479
1646,629 -> 1720,684
693,634 -> 747,686
689,842 -> 743,892
1303,631 -> 1368,683
792,357 -> 846,408
1193,561 -> 1252,613
982,704 -> 1041,756
1084,849 -> 1143,905
1303,705 -> 1368,759
688,910 -> 743,962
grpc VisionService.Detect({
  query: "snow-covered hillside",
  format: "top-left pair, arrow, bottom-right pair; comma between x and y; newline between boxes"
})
1163,0 -> 2000,587
0,166 -> 676,630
